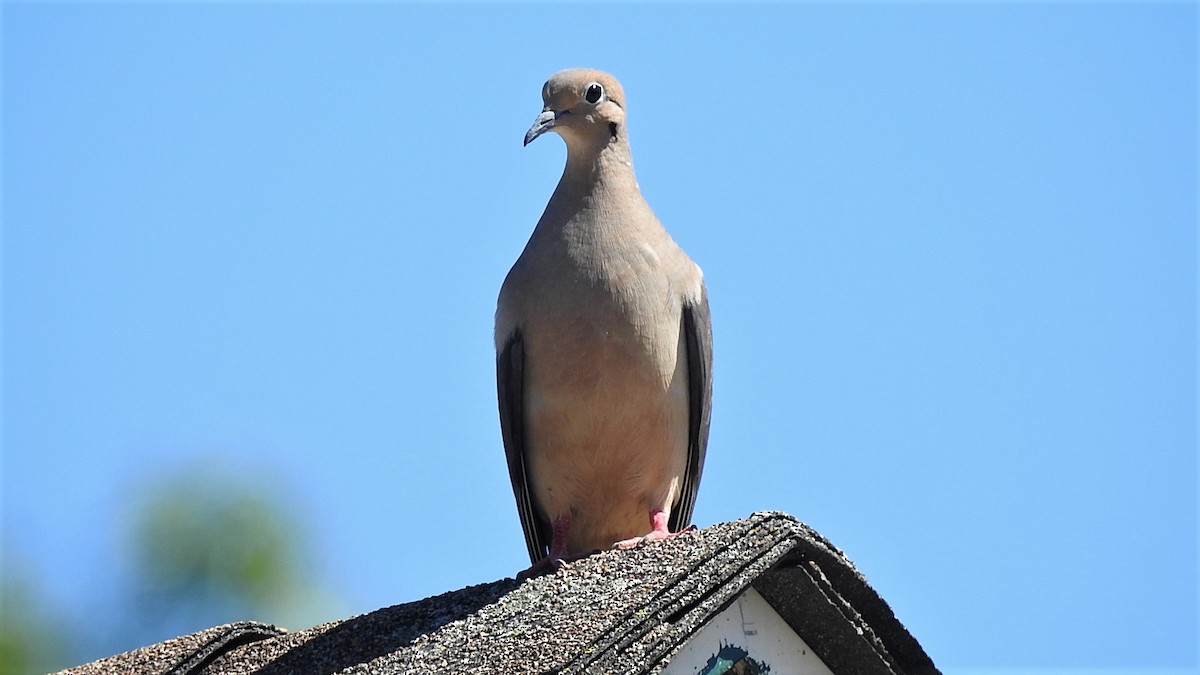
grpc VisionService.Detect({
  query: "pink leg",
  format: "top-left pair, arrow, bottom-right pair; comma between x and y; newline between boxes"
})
612,508 -> 693,550
517,513 -> 595,581
548,512 -> 571,559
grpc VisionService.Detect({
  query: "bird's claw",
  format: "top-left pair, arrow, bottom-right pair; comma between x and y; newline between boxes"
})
516,550 -> 600,582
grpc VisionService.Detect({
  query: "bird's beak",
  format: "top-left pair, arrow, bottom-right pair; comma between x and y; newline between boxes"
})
524,109 -> 559,147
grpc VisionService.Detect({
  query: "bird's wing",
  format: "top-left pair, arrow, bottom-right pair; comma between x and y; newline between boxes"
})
497,328 -> 551,563
670,285 -> 713,533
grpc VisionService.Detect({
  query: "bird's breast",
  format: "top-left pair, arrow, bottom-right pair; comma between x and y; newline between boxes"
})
516,267 -> 692,550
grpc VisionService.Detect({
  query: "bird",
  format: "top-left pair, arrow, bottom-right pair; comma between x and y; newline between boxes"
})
495,69 -> 713,576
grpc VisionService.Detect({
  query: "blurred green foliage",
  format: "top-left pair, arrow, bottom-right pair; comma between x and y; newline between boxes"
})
0,462 -> 341,673
0,569 -> 76,674
122,464 -> 342,646
128,467 -> 307,628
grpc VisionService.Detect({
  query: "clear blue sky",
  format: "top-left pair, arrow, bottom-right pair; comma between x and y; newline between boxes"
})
3,3 -> 1196,672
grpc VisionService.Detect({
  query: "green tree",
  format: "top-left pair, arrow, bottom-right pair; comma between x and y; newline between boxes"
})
0,461 -> 343,673
0,567 -> 77,674
119,464 -> 341,645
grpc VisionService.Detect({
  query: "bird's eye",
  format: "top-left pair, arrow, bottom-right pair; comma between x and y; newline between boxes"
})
584,83 -> 604,104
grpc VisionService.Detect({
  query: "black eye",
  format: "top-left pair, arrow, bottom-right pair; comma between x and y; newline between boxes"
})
584,83 -> 604,104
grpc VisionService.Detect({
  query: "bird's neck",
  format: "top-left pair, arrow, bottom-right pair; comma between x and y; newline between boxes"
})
557,143 -> 640,205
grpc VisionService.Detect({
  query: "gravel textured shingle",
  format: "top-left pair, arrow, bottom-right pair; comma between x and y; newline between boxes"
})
57,512 -> 938,674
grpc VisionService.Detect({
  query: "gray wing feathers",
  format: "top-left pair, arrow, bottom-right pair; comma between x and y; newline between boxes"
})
497,330 -> 551,563
670,287 -> 713,532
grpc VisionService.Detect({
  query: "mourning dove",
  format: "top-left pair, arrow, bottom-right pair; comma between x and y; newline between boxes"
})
496,69 -> 713,574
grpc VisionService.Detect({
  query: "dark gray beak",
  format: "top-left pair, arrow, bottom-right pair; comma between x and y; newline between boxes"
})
524,109 -> 560,146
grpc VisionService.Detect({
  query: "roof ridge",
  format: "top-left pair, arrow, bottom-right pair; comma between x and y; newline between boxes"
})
560,512 -> 806,674
57,512 -> 938,674
165,621 -> 285,675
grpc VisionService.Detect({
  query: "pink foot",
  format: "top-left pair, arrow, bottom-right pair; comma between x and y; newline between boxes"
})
516,512 -> 599,581
516,549 -> 598,581
612,509 -> 695,550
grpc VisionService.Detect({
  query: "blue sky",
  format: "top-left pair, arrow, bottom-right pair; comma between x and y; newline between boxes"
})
2,2 -> 1196,672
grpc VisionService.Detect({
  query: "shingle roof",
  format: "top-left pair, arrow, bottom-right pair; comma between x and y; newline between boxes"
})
60,512 -> 938,674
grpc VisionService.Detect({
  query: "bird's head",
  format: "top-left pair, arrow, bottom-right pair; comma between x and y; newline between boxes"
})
524,69 -> 628,156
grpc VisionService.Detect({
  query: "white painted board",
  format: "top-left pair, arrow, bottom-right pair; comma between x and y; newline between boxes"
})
661,587 -> 835,675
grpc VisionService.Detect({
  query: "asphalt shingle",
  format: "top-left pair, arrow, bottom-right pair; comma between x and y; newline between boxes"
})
58,512 -> 938,675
